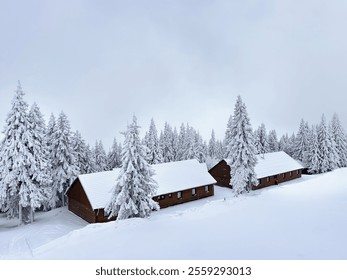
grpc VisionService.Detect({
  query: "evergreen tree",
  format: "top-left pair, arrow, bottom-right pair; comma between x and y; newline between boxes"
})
0,83 -> 46,224
144,119 -> 162,164
223,114 -> 233,158
330,113 -> 347,168
317,114 -> 338,173
305,125 -> 320,174
254,123 -> 269,156
105,116 -> 159,220
49,111 -> 78,208
93,140 -> 108,172
160,122 -> 174,162
208,130 -> 217,158
176,123 -> 187,161
268,129 -> 279,152
107,138 -> 122,170
293,119 -> 310,162
226,96 -> 258,196
71,130 -> 89,174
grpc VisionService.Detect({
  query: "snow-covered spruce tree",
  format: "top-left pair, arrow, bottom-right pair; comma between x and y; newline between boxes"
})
144,118 -> 163,164
317,114 -> 339,173
226,95 -> 258,196
160,122 -> 175,163
208,130 -> 217,158
105,116 -> 159,220
93,140 -> 108,172
176,123 -> 187,161
28,103 -> 52,214
85,144 -> 97,173
268,129 -> 279,152
305,125 -> 320,174
254,123 -> 270,156
49,111 -> 78,208
223,114 -> 233,158
107,138 -> 122,170
0,83 -> 46,224
293,119 -> 310,162
194,131 -> 206,163
330,113 -> 347,168
71,130 -> 89,174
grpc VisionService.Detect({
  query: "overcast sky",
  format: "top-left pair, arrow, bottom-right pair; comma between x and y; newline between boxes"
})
1,0 -> 346,149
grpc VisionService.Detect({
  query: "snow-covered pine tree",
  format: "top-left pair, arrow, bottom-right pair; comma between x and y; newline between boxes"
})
160,122 -> 174,163
293,119 -> 310,162
176,123 -> 187,161
28,103 -> 52,214
71,130 -> 89,174
305,125 -> 320,174
317,114 -> 339,173
227,95 -> 258,196
144,118 -> 163,164
208,130 -> 217,158
172,127 -> 179,161
49,111 -> 78,208
105,116 -> 159,220
330,113 -> 347,168
223,114 -> 233,158
107,138 -> 122,170
268,129 -> 279,152
254,123 -> 270,156
0,83 -> 47,224
93,140 -> 108,172
194,131 -> 206,163
85,144 -> 97,173
183,124 -> 197,160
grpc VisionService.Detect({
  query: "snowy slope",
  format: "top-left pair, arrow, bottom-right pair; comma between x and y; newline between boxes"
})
1,168 -> 347,259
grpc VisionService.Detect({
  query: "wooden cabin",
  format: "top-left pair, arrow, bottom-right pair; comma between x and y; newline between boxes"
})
67,159 -> 216,223
208,151 -> 304,190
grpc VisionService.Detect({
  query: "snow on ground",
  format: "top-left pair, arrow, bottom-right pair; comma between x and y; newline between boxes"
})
1,168 -> 347,259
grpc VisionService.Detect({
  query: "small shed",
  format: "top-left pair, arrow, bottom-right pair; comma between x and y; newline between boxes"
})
67,159 -> 216,223
208,151 -> 304,190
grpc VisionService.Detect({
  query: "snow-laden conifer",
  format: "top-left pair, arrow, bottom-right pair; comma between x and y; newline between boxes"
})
223,114 -> 233,158
293,119 -> 310,162
330,113 -> 347,168
268,130 -> 279,152
93,140 -> 108,172
144,119 -> 162,164
227,96 -> 258,196
160,122 -> 174,163
0,83 -> 46,224
305,125 -> 320,174
317,114 -> 338,173
107,138 -> 122,170
254,123 -> 269,156
49,111 -> 78,208
71,130 -> 90,174
208,130 -> 217,158
105,116 -> 159,220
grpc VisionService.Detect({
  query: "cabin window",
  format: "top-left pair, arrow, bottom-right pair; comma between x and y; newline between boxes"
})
259,178 -> 262,184
297,170 -> 300,175
266,177 -> 270,183
289,171 -> 293,177
177,192 -> 182,199
160,195 -> 165,200
192,188 -> 196,196
283,173 -> 285,179
205,186 -> 209,192
168,193 -> 172,198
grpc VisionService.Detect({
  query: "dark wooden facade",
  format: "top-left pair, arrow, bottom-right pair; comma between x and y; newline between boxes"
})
152,184 -> 214,208
208,160 -> 231,187
208,160 -> 303,190
253,169 -> 302,190
67,178 -> 115,223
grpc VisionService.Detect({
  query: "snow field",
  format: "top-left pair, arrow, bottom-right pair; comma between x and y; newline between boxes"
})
1,168 -> 347,260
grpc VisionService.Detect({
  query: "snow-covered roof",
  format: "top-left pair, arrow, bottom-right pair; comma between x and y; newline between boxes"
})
210,151 -> 304,180
75,159 -> 217,210
255,151 -> 304,179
